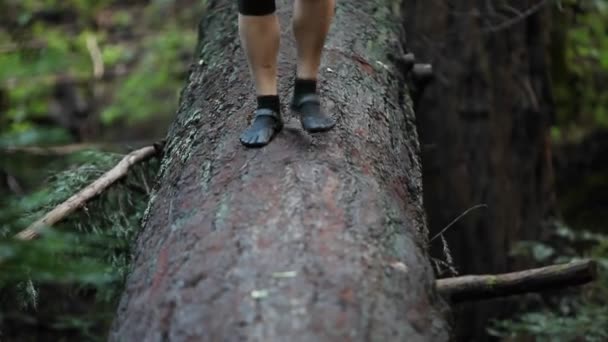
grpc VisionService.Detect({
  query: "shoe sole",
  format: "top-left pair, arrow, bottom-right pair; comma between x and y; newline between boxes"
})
304,123 -> 336,134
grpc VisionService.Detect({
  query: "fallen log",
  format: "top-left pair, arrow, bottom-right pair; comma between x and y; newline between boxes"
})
110,0 -> 449,340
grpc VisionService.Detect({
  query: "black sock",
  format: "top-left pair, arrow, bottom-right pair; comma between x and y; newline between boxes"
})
257,95 -> 280,113
294,78 -> 317,100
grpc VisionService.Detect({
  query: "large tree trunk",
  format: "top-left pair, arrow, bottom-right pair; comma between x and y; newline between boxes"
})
403,1 -> 555,340
110,0 -> 448,340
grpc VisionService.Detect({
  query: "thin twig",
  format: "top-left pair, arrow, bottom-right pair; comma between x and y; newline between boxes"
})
430,204 -> 488,242
15,144 -> 163,240
482,0 -> 548,33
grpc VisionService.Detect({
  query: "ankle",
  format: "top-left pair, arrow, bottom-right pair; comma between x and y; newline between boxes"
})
257,95 -> 280,113
294,78 -> 317,100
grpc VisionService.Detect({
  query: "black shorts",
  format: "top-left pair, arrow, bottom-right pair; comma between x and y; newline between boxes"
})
238,0 -> 277,16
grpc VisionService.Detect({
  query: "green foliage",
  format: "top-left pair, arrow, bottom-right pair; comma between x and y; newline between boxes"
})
101,25 -> 197,125
0,1 -> 201,338
490,307 -> 608,342
490,222 -> 608,341
0,231 -> 116,286
552,0 -> 608,142
0,0 -> 203,146
0,149 -> 159,338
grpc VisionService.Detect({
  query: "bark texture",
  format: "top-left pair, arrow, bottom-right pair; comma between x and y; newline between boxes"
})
110,1 -> 448,341
402,1 -> 555,340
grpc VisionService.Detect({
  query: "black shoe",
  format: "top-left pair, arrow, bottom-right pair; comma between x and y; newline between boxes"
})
239,108 -> 283,147
290,94 -> 336,133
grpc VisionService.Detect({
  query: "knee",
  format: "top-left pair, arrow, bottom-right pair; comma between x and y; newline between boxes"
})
238,0 -> 276,16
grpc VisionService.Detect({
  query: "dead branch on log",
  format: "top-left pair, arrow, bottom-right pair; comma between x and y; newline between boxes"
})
412,64 -> 434,86
387,52 -> 416,73
436,259 -> 598,303
15,143 -> 163,241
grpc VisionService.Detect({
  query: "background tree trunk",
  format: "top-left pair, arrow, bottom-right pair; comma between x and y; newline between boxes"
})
111,0 -> 449,340
403,1 -> 555,340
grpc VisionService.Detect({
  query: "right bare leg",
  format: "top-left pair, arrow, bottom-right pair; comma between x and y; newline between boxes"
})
238,0 -> 282,147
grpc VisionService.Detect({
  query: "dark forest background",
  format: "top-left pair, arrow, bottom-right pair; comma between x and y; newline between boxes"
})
0,0 -> 606,341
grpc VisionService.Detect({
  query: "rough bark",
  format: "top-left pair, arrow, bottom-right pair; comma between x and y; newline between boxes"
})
402,1 -> 556,340
110,1 -> 448,341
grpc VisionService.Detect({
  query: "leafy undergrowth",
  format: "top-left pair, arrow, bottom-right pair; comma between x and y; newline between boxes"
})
489,222 -> 608,342
0,0 -> 202,146
0,1 -> 199,339
551,0 -> 608,143
0,149 -> 159,341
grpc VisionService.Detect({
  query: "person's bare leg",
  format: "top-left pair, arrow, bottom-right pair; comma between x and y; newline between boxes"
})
239,13 -> 279,96
293,0 -> 334,79
238,1 -> 282,147
291,0 -> 336,133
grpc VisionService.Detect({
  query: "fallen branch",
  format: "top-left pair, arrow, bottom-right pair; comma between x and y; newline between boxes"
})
2,65 -> 130,89
2,140 -> 158,156
0,41 -> 46,54
436,259 -> 597,303
2,143 -> 104,156
15,143 -> 163,240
